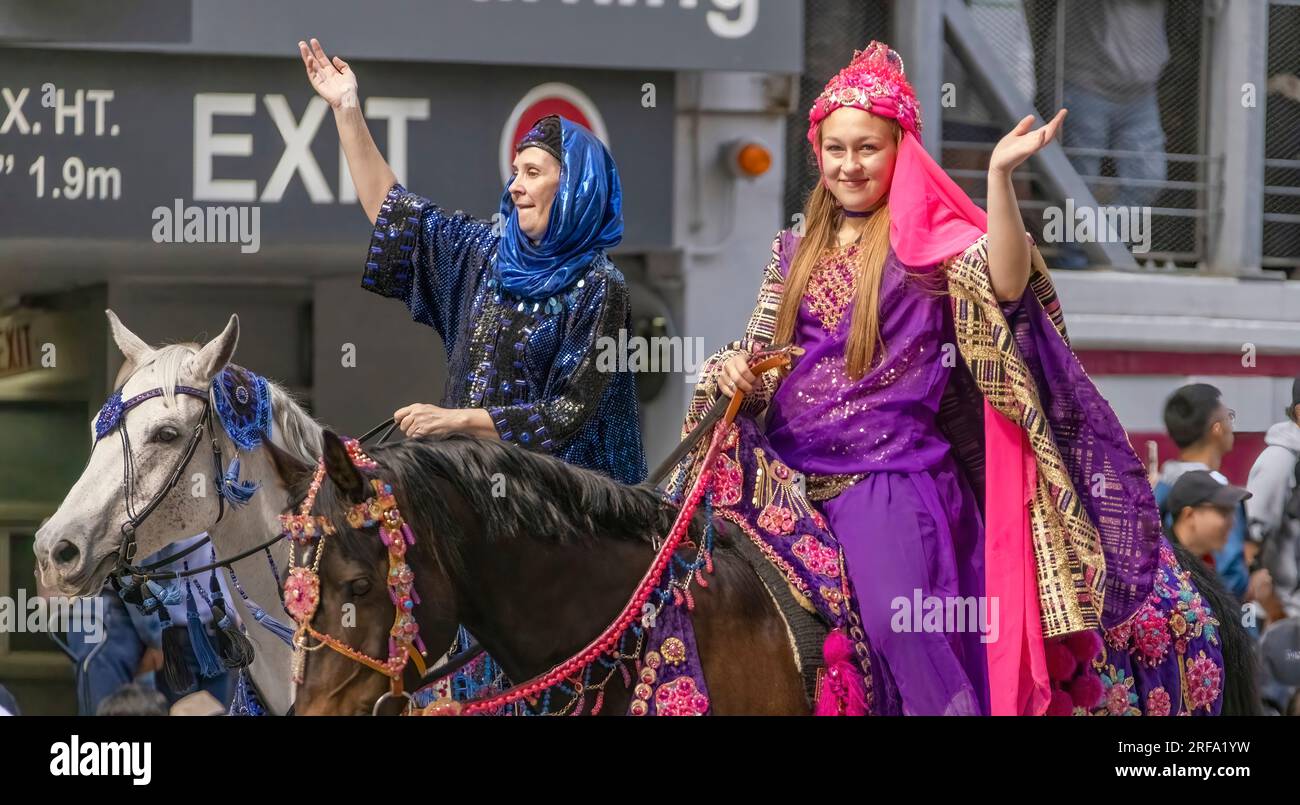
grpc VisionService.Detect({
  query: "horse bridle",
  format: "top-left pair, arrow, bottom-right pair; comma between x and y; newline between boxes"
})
284,437 -> 438,715
98,386 -> 405,582
92,384 -> 231,575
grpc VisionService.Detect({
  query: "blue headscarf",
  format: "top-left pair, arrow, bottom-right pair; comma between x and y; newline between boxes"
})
495,117 -> 624,301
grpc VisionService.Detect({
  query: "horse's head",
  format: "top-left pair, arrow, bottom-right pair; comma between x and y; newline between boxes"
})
34,310 -> 239,596
288,430 -> 459,716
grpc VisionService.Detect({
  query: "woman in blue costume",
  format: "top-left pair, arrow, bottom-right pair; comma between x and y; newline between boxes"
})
303,38 -> 646,705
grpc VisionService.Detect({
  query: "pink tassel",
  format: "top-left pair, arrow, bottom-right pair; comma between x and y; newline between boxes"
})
683,586 -> 696,611
1065,629 -> 1103,664
379,527 -> 393,547
414,635 -> 427,655
814,630 -> 869,716
1045,640 -> 1077,682
570,693 -> 585,716
695,568 -> 709,588
401,522 -> 416,545
1046,689 -> 1074,716
591,689 -> 605,715
1069,673 -> 1104,710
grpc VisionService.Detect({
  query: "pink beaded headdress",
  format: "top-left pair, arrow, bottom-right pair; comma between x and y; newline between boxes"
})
807,41 -> 922,147
807,41 -> 988,268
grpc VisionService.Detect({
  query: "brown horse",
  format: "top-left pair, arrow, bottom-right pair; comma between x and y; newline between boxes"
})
277,430 -> 810,716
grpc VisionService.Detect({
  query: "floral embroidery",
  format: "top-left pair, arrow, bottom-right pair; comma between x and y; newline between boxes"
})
751,448 -> 822,532
1131,602 -> 1171,667
1145,687 -> 1172,717
1104,620 -> 1132,652
1096,666 -> 1140,716
715,509 -> 811,596
792,534 -> 840,578
757,504 -> 796,535
1154,542 -> 1220,652
1185,651 -> 1222,712
1098,543 -> 1227,715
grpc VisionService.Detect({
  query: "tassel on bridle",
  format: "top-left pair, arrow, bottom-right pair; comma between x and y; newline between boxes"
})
220,456 -> 261,506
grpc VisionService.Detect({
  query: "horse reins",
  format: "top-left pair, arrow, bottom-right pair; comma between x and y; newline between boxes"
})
441,349 -> 794,715
649,346 -> 801,484
104,393 -> 402,583
277,350 -> 798,714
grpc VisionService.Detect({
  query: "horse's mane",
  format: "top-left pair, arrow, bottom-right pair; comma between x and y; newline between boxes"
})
319,435 -> 676,576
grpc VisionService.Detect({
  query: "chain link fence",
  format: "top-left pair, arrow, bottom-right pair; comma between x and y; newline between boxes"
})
1266,1 -> 1300,273
973,0 -> 1210,269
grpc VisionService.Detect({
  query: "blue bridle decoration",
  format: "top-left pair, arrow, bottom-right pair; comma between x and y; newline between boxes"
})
211,366 -> 272,451
93,364 -> 271,508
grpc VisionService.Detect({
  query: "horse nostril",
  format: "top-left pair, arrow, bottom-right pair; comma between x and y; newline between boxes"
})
53,540 -> 80,566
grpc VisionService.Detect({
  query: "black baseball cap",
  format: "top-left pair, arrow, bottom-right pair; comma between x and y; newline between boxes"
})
1166,470 -> 1251,516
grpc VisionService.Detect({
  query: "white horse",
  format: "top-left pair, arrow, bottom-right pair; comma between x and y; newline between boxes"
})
34,310 -> 323,714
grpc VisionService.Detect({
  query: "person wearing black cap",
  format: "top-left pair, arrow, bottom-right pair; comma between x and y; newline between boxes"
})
1165,470 -> 1252,562
1245,374 -> 1300,621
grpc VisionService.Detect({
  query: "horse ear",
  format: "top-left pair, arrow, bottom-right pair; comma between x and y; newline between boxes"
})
264,435 -> 313,499
321,430 -> 368,504
105,309 -> 153,369
184,314 -> 240,383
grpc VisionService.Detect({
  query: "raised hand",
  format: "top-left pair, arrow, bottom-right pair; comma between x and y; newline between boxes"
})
298,37 -> 357,110
989,109 -> 1067,176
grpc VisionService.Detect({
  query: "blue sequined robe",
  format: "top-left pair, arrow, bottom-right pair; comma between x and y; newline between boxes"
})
361,183 -> 646,484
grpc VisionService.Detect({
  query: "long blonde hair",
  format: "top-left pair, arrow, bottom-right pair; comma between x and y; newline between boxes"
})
774,121 -> 901,379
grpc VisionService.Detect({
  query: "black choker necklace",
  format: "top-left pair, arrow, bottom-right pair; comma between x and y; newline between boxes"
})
843,209 -> 873,218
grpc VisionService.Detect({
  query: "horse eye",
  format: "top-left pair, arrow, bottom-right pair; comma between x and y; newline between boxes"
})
350,578 -> 372,597
154,426 -> 180,443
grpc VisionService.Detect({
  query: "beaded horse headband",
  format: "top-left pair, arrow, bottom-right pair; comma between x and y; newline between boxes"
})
283,436 -> 429,714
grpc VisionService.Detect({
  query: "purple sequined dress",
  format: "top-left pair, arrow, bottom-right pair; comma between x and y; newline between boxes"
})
765,243 -> 989,715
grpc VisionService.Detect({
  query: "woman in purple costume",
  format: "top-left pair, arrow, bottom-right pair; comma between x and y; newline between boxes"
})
678,43 -> 1238,716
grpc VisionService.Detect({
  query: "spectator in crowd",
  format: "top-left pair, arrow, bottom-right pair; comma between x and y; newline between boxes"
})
95,683 -> 169,717
1258,616 -> 1300,715
1154,383 -> 1252,599
1057,0 -> 1169,268
1164,470 -> 1250,564
1245,375 -> 1300,621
